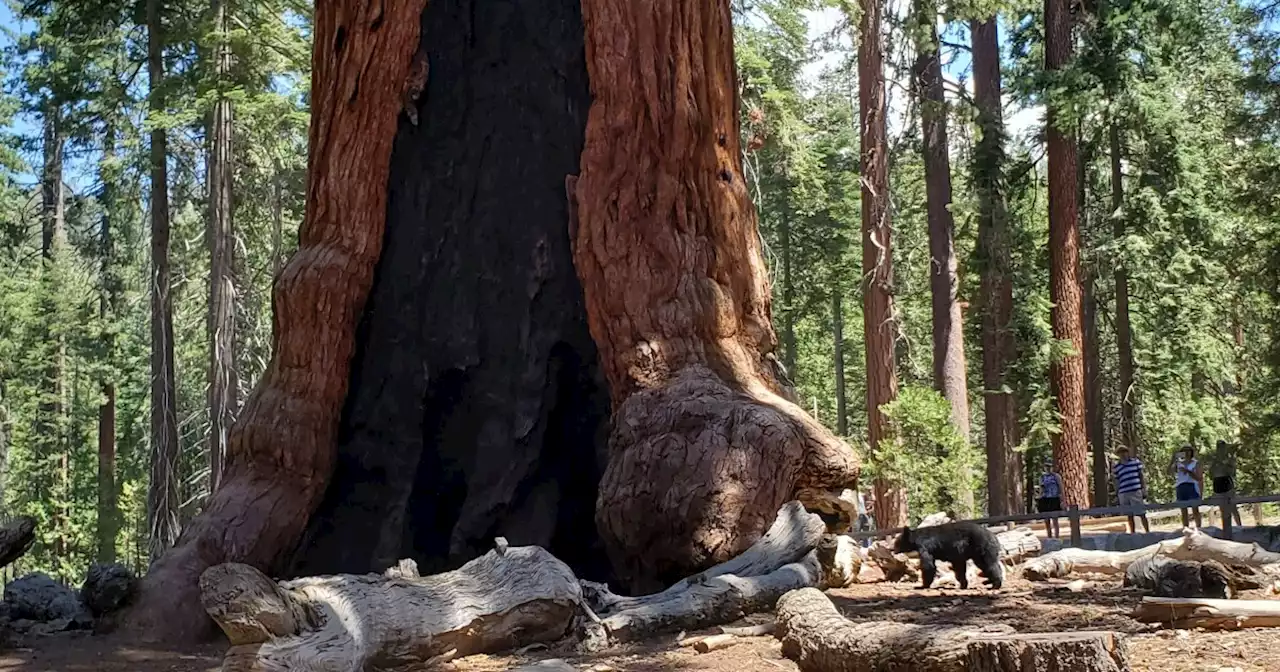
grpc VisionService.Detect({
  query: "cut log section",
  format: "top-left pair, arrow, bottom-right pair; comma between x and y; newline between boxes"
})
200,545 -> 583,672
776,588 -> 1130,672
1133,597 -> 1280,630
0,516 -> 36,570
965,631 -> 1130,672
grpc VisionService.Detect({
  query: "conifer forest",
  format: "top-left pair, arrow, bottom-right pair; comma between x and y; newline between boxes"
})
0,0 -> 1277,666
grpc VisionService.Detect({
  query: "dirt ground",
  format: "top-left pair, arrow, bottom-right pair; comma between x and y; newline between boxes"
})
1,577 -> 1276,671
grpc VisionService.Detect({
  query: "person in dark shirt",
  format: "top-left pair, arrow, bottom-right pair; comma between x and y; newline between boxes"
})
1211,439 -> 1243,527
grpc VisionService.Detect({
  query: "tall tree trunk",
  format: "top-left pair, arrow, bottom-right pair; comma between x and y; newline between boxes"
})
147,0 -> 182,563
833,288 -> 848,436
915,0 -> 972,517
271,163 -> 284,276
574,0 -> 858,592
40,103 -> 69,560
971,17 -> 1020,516
859,0 -> 905,528
98,125 -> 120,564
781,209 -> 797,377
1084,270 -> 1107,506
207,0 -> 237,495
1080,133 -> 1106,507
1044,0 -> 1089,508
1110,122 -> 1137,455
125,0 -> 428,642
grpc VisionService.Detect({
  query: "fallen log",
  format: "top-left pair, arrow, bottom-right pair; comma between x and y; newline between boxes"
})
694,633 -> 736,652
1133,596 -> 1280,630
816,534 -> 861,589
1022,537 -> 1188,580
0,516 -> 36,570
1123,555 -> 1236,599
1024,528 -> 1280,582
590,553 -> 821,645
200,544 -> 583,672
997,527 -> 1041,564
775,588 -> 1129,672
582,500 -> 825,615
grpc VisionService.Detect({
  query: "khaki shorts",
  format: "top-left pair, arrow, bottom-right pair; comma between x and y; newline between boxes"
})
1117,490 -> 1144,508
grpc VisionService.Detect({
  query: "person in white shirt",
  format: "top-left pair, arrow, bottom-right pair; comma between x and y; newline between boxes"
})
1173,444 -> 1204,528
1036,458 -> 1062,538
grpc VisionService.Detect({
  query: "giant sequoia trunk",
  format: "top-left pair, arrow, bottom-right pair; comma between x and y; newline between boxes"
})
1044,0 -> 1090,508
859,0 -> 905,528
573,0 -> 857,593
915,0 -> 972,516
126,0 -> 851,641
971,17 -> 1021,516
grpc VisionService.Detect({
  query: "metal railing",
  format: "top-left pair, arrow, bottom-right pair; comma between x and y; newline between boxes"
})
848,492 -> 1280,548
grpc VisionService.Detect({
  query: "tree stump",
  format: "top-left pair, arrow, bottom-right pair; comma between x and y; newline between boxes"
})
200,545 -> 583,672
776,588 -> 1130,672
966,632 -> 1129,672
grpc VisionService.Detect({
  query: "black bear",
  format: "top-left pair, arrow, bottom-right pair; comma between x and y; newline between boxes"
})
893,522 -> 1004,589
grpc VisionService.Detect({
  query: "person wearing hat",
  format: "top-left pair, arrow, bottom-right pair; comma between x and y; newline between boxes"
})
1173,444 -> 1204,528
1036,457 -> 1062,538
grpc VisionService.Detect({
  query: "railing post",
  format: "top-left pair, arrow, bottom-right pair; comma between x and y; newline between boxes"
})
1223,494 -> 1236,540
1068,505 -> 1082,548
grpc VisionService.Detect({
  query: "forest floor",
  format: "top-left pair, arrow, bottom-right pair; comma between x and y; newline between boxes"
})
1,576 -> 1277,671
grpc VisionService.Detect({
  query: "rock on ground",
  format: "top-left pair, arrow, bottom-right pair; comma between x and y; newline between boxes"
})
80,563 -> 137,616
4,572 -> 93,630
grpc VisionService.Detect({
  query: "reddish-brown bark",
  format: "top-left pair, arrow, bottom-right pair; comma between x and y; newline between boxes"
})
1045,0 -> 1090,508
915,0 -> 970,443
915,0 -> 972,516
573,0 -> 858,592
121,0 -> 425,642
859,0 -> 906,528
971,17 -> 1021,515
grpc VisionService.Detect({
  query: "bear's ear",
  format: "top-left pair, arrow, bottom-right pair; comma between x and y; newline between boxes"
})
900,526 -> 910,537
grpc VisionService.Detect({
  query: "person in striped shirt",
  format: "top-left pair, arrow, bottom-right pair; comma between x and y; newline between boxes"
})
1111,448 -> 1150,533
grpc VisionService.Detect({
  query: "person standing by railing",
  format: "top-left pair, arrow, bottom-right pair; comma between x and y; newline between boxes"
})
1211,439 -> 1243,527
1173,444 -> 1204,528
1037,458 -> 1063,538
1112,447 -> 1150,533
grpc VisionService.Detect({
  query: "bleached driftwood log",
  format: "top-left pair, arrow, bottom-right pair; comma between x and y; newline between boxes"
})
816,534 -> 861,588
796,488 -> 860,534
997,527 -> 1042,564
1024,528 -> 1280,582
582,500 -> 825,616
1022,537 -> 1188,580
1133,596 -> 1280,630
919,512 -> 952,527
775,588 -> 1129,672
579,501 -> 826,645
0,515 -> 36,570
201,544 -> 583,672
